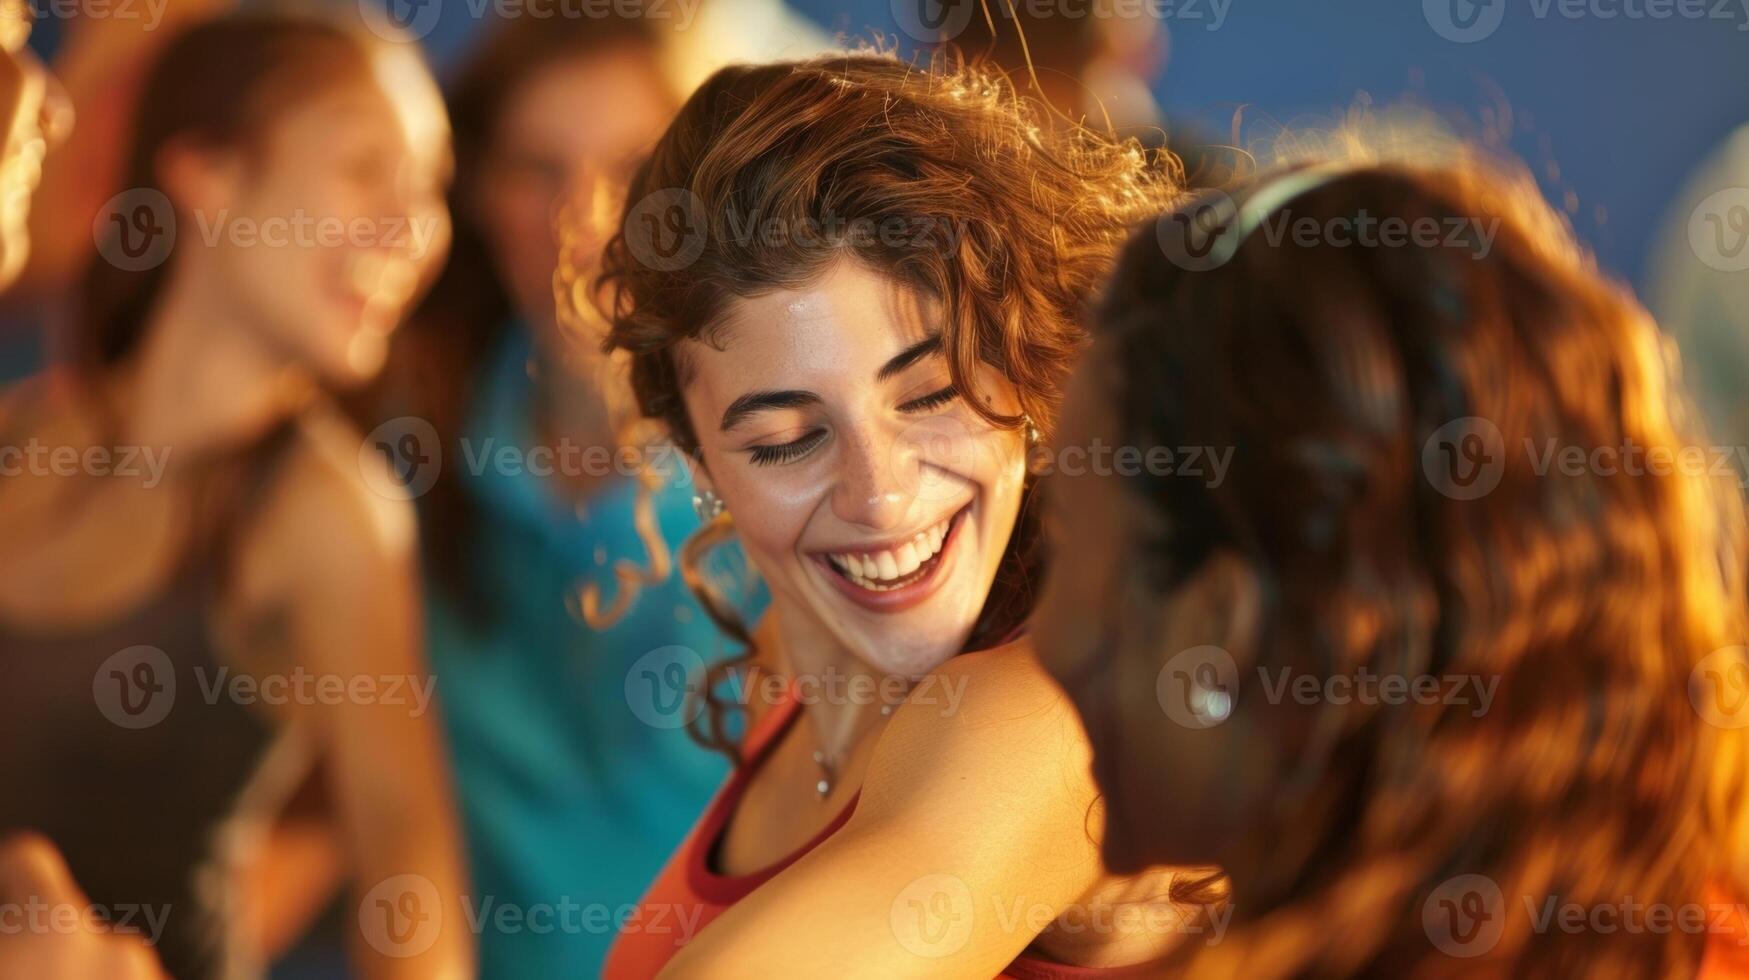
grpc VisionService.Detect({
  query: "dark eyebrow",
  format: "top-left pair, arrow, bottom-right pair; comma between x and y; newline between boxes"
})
876,334 -> 944,382
719,390 -> 822,432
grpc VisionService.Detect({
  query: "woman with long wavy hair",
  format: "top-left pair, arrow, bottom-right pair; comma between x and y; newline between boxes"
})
584,50 -> 1233,978
0,14 -> 469,980
1036,153 -> 1749,977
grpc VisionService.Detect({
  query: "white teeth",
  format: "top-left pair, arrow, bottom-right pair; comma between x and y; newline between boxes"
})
825,511 -> 958,589
896,542 -> 920,576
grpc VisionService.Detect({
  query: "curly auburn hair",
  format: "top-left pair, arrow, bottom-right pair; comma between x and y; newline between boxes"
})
585,50 -> 1179,759
1083,154 -> 1749,976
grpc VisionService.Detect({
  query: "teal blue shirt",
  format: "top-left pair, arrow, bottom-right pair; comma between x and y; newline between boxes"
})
423,323 -> 758,978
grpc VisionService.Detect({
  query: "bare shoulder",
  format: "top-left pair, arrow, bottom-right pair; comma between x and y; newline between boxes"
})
232,404 -> 418,617
861,640 -> 1099,825
220,404 -> 422,677
253,404 -> 417,569
912,641 -> 1086,741
934,640 -> 1067,703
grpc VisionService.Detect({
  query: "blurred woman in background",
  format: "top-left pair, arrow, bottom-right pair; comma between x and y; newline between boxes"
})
0,14 -> 470,980
365,14 -> 761,977
1037,157 -> 1749,976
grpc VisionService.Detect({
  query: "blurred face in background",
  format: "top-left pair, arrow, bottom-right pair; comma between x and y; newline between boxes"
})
180,44 -> 451,386
472,43 -> 672,331
0,0 -> 67,289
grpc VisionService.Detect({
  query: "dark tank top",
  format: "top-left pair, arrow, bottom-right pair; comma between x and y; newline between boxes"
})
0,420 -> 305,980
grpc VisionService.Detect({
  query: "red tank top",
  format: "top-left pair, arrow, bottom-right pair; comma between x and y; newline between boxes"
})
602,683 -> 1150,979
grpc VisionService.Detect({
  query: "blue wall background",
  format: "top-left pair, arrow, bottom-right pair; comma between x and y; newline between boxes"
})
33,0 -> 1749,293
783,0 -> 1749,290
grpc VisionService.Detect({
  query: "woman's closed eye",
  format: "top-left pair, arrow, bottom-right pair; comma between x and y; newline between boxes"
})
897,384 -> 958,414
742,386 -> 958,467
746,429 -> 827,467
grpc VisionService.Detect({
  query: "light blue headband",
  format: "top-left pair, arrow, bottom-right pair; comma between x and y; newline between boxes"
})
1202,163 -> 1360,267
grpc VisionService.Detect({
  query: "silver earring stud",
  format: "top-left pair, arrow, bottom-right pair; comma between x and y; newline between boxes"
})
692,490 -> 726,522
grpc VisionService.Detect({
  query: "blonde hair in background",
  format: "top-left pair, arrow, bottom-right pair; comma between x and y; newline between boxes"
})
551,166 -> 683,632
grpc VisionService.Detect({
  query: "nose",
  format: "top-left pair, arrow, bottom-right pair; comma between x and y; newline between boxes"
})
830,423 -> 918,532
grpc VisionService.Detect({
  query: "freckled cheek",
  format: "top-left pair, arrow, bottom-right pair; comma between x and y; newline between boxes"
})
709,461 -> 832,564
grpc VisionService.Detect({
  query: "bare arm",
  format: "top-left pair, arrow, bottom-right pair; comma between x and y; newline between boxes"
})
235,767 -> 347,961
657,648 -> 1108,980
245,423 -> 474,980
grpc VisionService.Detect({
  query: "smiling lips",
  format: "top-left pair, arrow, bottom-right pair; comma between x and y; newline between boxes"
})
822,507 -> 962,594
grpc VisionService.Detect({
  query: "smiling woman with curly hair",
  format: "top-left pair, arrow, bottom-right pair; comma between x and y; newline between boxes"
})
577,50 -> 1233,978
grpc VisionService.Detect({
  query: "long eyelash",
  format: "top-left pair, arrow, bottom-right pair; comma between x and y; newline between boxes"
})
899,385 -> 959,414
747,429 -> 827,467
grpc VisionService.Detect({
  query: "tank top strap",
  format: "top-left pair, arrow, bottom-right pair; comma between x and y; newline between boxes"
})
190,413 -> 306,575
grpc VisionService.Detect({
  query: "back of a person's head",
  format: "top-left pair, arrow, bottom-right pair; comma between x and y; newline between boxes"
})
1089,153 -> 1749,975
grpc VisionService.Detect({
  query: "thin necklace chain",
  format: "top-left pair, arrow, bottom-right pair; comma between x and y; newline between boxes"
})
803,682 -> 909,801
